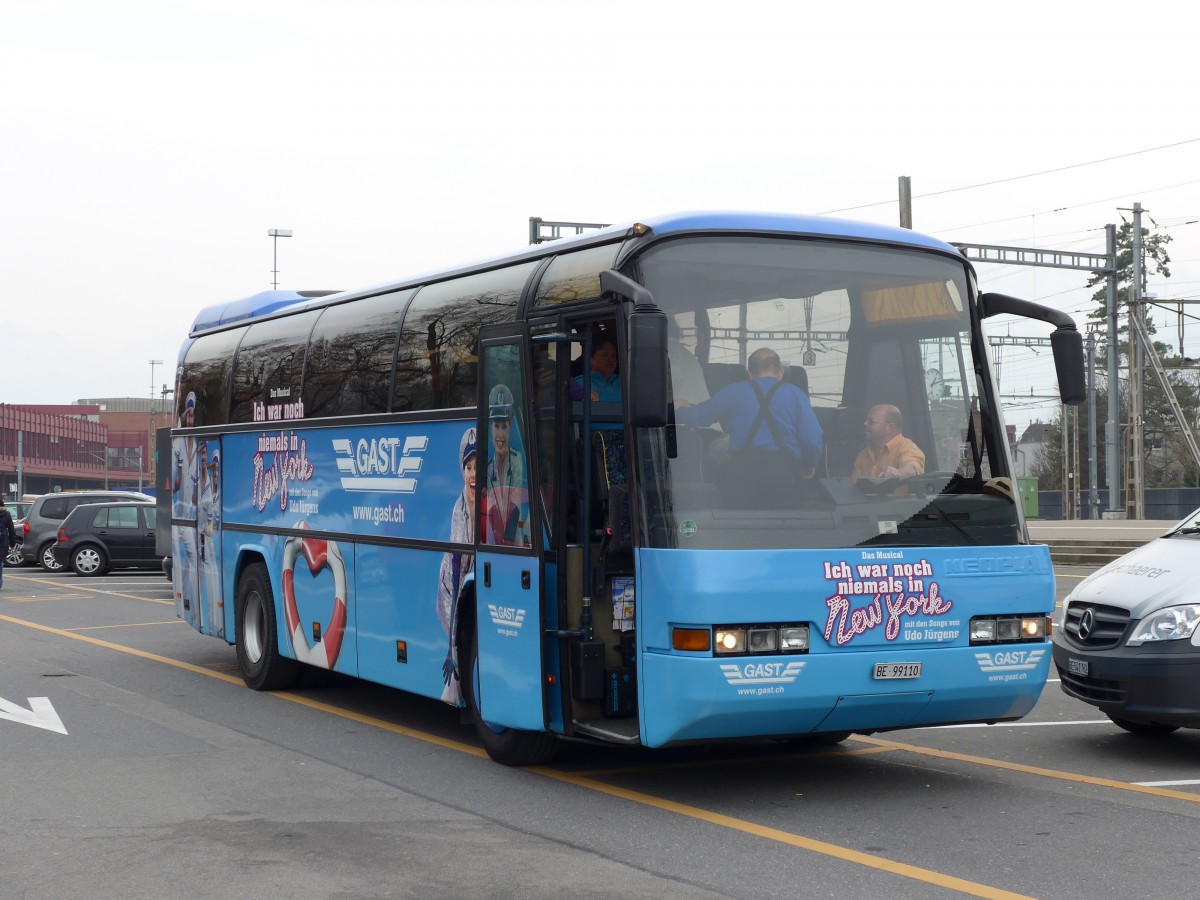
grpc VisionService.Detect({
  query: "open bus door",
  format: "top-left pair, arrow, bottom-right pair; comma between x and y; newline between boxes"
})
472,328 -> 548,736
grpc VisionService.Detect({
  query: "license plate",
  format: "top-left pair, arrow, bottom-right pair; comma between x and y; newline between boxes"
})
873,662 -> 922,680
1067,658 -> 1089,676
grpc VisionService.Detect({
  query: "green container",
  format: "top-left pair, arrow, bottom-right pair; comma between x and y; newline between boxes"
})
1016,477 -> 1039,519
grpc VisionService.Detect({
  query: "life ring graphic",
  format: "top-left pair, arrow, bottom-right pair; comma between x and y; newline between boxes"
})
282,522 -> 348,669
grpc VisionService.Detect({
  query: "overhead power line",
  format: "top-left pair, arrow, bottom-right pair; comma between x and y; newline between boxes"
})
819,138 -> 1200,215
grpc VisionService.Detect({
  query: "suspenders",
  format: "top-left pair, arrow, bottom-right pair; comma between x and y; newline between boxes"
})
747,380 -> 790,456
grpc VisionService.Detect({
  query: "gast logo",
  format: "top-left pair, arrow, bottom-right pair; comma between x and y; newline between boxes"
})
488,604 -> 526,630
332,435 -> 428,492
720,661 -> 806,685
974,648 -> 1046,672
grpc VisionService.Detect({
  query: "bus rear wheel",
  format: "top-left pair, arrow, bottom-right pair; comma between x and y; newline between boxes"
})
235,562 -> 300,691
465,627 -> 558,767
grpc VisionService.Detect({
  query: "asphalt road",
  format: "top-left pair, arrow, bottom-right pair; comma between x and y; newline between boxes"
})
2,563 -> 1197,900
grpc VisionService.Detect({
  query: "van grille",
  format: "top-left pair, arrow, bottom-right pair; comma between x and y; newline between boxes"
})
1062,602 -> 1130,649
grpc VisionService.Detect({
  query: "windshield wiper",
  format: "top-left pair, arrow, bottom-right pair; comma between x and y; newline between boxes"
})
907,499 -> 982,546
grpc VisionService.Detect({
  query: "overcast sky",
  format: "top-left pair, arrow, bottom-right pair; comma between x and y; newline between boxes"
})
4,0 -> 1198,436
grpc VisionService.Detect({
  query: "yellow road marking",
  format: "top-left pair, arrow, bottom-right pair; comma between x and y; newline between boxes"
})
1,613 -> 245,684
0,612 -> 1026,900
530,764 -> 1033,900
573,745 -> 894,778
12,611 -> 1182,898
1,576 -> 173,606
0,613 -> 488,757
853,735 -> 1200,803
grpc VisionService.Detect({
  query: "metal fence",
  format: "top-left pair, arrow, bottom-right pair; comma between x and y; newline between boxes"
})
1036,488 -> 1200,521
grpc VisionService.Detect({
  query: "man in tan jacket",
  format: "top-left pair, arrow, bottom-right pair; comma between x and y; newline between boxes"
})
852,404 -> 925,481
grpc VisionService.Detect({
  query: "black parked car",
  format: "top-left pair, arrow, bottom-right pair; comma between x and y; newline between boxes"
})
21,490 -> 153,571
52,501 -> 162,576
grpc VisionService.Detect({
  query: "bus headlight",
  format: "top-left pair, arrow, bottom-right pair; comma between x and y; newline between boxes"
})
715,628 -> 746,654
779,626 -> 809,651
971,619 -> 997,643
747,628 -> 778,653
713,624 -> 808,655
969,615 -> 1048,645
1127,605 -> 1200,646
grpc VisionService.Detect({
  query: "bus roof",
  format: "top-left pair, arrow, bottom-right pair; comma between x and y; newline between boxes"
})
188,212 -> 961,336
190,289 -> 341,333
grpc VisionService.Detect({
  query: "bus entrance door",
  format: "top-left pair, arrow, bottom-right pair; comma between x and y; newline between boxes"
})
473,330 -> 546,731
474,551 -> 544,729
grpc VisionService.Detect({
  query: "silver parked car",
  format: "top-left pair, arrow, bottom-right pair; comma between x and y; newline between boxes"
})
4,499 -> 34,568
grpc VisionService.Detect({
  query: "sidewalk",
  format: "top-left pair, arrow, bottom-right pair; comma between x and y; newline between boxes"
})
1027,519 -> 1176,543
1027,518 -> 1178,566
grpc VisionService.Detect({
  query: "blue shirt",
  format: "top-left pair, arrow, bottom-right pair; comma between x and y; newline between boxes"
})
575,371 -> 622,431
676,376 -> 823,468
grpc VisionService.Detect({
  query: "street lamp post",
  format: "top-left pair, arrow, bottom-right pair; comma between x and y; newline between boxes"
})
268,228 -> 293,289
149,359 -> 162,492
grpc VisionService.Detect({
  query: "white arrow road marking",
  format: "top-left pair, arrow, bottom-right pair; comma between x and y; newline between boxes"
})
0,696 -> 68,734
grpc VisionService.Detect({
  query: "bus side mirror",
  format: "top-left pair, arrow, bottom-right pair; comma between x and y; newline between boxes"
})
600,269 -> 668,428
979,291 -> 1086,406
1051,327 -> 1086,405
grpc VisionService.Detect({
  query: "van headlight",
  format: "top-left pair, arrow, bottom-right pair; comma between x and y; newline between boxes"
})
1127,604 -> 1200,646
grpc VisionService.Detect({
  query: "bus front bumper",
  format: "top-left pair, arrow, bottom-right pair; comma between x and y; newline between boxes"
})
638,643 -> 1050,748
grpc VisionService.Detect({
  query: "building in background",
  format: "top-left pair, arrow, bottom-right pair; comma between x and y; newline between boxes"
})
1,398 -> 161,499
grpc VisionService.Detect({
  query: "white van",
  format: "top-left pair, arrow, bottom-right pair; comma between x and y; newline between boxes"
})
1052,508 -> 1200,735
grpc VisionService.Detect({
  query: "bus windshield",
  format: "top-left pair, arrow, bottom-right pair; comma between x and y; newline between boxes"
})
635,235 -> 1016,551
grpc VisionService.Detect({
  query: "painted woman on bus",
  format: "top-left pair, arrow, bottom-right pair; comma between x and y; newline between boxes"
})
171,390 -> 199,627
437,426 -> 476,705
485,383 -> 530,546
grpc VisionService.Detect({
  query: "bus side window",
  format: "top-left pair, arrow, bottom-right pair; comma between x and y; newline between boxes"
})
302,290 -> 410,418
401,264 -> 537,412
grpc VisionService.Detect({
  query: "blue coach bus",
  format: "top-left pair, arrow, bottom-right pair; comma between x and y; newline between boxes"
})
166,212 -> 1084,765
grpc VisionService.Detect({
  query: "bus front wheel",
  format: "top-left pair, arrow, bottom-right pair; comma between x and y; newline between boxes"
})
465,627 -> 558,767
235,562 -> 300,691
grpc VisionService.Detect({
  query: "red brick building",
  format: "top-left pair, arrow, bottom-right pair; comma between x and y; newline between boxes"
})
1,399 -> 161,499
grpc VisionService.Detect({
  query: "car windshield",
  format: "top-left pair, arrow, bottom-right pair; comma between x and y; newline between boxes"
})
632,235 -> 1019,551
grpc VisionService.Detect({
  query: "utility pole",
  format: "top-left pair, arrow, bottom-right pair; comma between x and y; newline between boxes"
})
268,228 -> 293,289
1086,329 -> 1099,519
1128,203 -> 1145,519
1105,224 -> 1120,515
898,176 -> 913,229
1065,403 -> 1075,520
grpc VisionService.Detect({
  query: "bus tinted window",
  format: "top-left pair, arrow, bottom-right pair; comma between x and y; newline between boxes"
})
533,244 -> 619,306
230,309 -> 319,424
302,290 -> 413,418
398,264 -> 535,411
179,326 -> 247,427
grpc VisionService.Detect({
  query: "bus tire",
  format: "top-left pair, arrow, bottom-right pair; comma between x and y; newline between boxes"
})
465,626 -> 558,766
1107,715 -> 1179,737
235,562 -> 300,691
